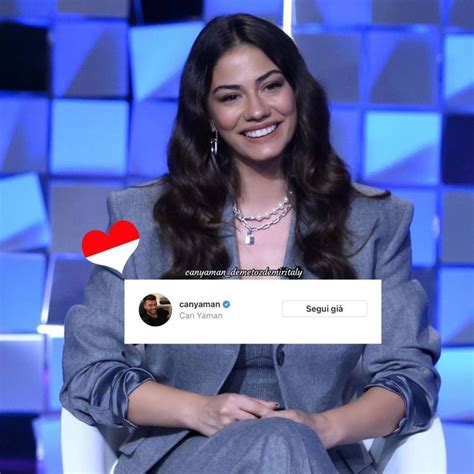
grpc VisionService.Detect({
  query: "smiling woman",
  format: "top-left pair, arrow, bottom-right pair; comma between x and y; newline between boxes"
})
60,13 -> 441,474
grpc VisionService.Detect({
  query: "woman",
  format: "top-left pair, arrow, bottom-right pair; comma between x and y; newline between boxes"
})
60,14 -> 441,474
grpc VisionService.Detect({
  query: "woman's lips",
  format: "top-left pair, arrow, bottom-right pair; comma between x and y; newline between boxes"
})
241,122 -> 281,139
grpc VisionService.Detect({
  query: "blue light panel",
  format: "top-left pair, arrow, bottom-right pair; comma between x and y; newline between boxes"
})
392,189 -> 437,267
294,33 -> 361,103
32,415 -> 61,473
330,108 -> 361,178
448,0 -> 474,29
0,0 -> 52,18
367,31 -> 438,104
51,99 -> 128,175
55,0 -> 129,18
364,111 -> 441,184
294,0 -> 369,25
129,22 -> 204,101
0,253 -> 46,333
439,267 -> 474,345
0,96 -> 48,173
0,337 -> 44,412
372,0 -> 440,24
444,35 -> 474,106
47,337 -> 64,411
53,20 -> 128,98
49,181 -> 123,253
129,100 -> 177,177
0,172 -> 50,250
204,0 -> 283,24
442,191 -> 474,263
437,347 -> 474,420
45,255 -> 93,325
443,422 -> 474,474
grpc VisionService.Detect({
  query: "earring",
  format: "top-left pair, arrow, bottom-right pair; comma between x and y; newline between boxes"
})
210,128 -> 219,159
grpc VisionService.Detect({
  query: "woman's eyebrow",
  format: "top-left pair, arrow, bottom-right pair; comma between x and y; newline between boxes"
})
212,69 -> 283,94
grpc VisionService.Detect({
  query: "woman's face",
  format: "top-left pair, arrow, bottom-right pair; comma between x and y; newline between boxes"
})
207,44 -> 297,168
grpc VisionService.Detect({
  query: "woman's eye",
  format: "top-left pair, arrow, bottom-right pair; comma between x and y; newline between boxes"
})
220,94 -> 239,102
265,81 -> 283,91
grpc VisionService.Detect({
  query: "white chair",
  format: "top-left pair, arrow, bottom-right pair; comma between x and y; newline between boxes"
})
61,407 -> 125,474
61,406 -> 446,474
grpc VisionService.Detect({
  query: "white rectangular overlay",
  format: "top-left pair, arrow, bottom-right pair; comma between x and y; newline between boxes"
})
124,280 -> 381,344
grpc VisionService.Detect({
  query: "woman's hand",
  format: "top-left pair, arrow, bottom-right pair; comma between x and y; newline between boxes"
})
190,393 -> 279,437
260,409 -> 339,449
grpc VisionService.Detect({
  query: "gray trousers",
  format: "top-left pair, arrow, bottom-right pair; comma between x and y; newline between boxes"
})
149,418 -> 374,473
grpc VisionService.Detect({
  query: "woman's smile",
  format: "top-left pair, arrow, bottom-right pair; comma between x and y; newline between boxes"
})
241,122 -> 281,139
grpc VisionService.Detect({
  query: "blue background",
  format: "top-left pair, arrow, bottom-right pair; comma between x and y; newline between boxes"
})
0,0 -> 473,472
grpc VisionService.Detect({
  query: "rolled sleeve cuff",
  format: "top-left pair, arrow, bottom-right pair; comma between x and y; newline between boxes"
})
363,374 -> 429,438
113,368 -> 155,429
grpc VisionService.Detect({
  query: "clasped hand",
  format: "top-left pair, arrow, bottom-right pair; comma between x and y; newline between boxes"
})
191,393 -> 335,448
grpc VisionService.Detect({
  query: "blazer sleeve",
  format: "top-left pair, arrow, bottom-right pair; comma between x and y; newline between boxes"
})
361,198 -> 441,438
59,193 -> 155,429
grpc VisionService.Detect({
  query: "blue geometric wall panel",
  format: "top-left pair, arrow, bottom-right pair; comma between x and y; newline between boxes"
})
129,100 -> 177,177
444,35 -> 474,106
330,108 -> 361,178
50,181 -> 123,253
442,422 -> 474,474
0,253 -> 46,333
372,0 -> 440,24
294,0 -> 369,25
0,96 -> 48,173
439,267 -> 474,345
55,0 -> 129,18
33,414 -> 62,474
442,191 -> 474,263
45,255 -> 93,326
0,0 -> 52,19
51,99 -> 128,175
0,173 -> 50,251
0,22 -> 49,92
448,0 -> 474,29
0,336 -> 44,412
129,22 -> 204,101
363,111 -> 441,185
53,20 -> 128,98
437,347 -> 474,420
204,0 -> 283,24
368,31 -> 438,104
294,33 -> 361,103
47,337 -> 64,411
392,189 -> 437,267
442,114 -> 474,185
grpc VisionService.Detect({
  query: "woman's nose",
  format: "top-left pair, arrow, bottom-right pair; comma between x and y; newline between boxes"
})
244,93 -> 270,121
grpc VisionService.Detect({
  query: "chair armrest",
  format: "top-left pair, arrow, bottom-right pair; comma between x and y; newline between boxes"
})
367,415 -> 446,473
61,407 -> 126,474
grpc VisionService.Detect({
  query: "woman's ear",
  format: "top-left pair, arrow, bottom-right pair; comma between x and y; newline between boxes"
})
210,120 -> 216,132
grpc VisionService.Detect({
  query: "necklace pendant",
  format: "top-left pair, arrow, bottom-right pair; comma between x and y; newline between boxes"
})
245,231 -> 255,245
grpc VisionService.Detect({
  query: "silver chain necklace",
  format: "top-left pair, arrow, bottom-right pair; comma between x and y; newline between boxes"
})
233,196 -> 292,245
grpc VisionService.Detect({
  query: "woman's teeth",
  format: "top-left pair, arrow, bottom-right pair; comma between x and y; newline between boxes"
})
244,123 -> 278,138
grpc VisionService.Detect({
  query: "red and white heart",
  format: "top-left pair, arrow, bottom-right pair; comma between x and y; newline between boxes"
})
82,220 -> 140,273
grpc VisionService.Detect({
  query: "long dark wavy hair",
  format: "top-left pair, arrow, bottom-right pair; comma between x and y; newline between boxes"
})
154,13 -> 377,279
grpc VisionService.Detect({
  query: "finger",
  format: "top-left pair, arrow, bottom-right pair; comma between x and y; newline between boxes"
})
231,395 -> 268,416
243,399 -> 277,418
256,399 -> 280,408
261,410 -> 295,421
236,410 -> 258,422
261,410 -> 284,418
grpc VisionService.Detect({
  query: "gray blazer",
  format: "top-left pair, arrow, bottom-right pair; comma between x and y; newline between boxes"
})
60,182 -> 441,474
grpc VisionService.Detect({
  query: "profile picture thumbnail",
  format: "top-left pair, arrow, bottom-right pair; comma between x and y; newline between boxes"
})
139,293 -> 172,327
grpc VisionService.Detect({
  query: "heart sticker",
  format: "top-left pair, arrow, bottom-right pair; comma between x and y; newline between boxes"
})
82,220 -> 140,273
